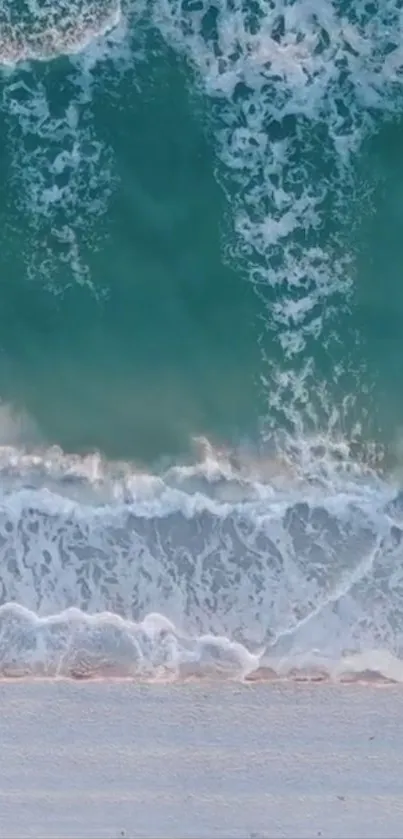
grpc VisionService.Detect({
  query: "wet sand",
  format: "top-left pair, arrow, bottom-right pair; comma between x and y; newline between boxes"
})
1,681 -> 403,838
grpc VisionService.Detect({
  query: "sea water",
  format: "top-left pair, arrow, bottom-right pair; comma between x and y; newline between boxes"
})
1,0 -> 403,681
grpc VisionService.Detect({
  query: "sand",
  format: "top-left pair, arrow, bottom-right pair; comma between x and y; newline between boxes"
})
1,680 -> 403,838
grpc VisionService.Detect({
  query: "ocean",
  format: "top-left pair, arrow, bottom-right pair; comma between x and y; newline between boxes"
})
1,0 -> 403,681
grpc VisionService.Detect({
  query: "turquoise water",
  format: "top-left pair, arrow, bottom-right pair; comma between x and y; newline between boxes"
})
0,33 -> 265,462
0,3 -> 402,465
3,0 -> 403,680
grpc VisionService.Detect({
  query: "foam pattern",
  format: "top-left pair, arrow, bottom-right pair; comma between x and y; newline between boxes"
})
0,0 -> 122,64
0,443 -> 403,681
0,1 -> 128,291
151,0 -> 403,432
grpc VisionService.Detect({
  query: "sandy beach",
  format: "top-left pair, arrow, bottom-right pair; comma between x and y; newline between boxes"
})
1,681 -> 402,838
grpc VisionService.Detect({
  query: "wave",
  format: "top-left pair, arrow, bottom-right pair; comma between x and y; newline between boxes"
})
0,436 -> 403,682
3,604 -> 403,683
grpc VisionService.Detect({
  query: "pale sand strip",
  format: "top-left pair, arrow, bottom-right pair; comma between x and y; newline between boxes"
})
1,681 -> 403,838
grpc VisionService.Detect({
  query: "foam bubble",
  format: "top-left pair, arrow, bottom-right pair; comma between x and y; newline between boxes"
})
0,0 -> 122,65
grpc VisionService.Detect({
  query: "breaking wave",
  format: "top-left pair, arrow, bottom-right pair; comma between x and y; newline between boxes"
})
0,438 -> 403,682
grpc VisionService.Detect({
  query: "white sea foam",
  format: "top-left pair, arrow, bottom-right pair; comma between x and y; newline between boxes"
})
0,0 -> 122,64
2,602 -> 403,682
0,435 -> 401,681
151,0 -> 403,435
0,1 -> 130,291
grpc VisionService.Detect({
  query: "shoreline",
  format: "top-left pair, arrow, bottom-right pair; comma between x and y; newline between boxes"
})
0,671 -> 401,684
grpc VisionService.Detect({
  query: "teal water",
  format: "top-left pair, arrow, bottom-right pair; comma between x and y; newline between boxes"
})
0,4 -> 402,466
0,33 -> 265,462
352,117 -> 403,452
3,1 -> 403,681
